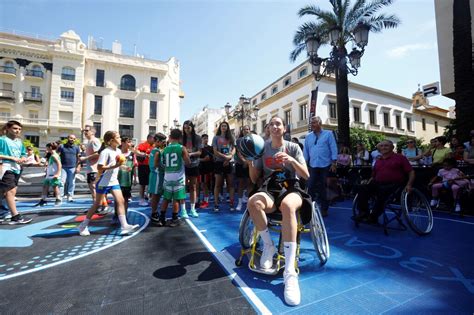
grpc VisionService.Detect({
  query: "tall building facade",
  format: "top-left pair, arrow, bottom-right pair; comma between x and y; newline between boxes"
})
190,105 -> 224,141
0,30 -> 180,147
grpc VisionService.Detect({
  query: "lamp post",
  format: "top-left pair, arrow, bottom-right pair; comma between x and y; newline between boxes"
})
224,94 -> 259,134
173,118 -> 179,130
305,23 -> 370,147
163,123 -> 168,133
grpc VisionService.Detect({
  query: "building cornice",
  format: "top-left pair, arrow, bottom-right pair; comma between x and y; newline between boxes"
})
257,75 -> 313,110
414,108 -> 451,121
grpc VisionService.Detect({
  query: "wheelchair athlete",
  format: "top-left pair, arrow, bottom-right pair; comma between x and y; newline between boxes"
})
247,115 -> 310,306
354,140 -> 415,224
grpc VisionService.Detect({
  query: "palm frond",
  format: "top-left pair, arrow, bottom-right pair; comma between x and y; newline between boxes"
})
360,0 -> 395,18
289,43 -> 307,62
346,0 -> 367,26
298,4 -> 338,25
365,14 -> 401,32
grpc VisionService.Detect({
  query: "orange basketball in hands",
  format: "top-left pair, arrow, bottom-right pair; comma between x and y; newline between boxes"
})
116,154 -> 126,164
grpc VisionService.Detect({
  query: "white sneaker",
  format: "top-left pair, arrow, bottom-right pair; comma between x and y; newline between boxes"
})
260,244 -> 276,269
242,195 -> 248,203
120,224 -> 139,235
455,203 -> 461,212
78,223 -> 90,236
430,199 -> 438,207
67,196 -> 74,202
284,271 -> 301,306
236,203 -> 242,211
138,199 -> 148,206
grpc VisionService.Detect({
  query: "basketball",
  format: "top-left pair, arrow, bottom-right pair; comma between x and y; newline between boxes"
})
116,154 -> 126,164
236,134 -> 265,161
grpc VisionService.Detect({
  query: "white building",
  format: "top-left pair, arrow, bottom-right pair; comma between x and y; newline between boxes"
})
0,30 -> 181,147
190,105 -> 224,141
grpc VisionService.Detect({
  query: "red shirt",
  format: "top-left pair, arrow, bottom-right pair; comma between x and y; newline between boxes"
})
373,153 -> 413,184
136,141 -> 153,166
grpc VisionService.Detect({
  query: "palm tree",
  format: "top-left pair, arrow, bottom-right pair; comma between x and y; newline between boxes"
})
290,0 -> 400,147
452,0 -> 473,143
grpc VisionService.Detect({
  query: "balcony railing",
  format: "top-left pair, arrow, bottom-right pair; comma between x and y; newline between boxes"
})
296,120 -> 308,128
24,92 -> 43,102
0,89 -> 15,99
120,85 -> 136,91
25,69 -> 44,78
22,118 -> 48,125
0,66 -> 16,75
61,74 -> 75,81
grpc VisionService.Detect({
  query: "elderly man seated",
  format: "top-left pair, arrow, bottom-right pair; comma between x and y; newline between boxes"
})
354,140 -> 415,224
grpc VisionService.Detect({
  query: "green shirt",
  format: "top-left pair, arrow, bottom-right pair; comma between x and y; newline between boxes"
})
161,143 -> 185,181
117,151 -> 135,187
0,135 -> 26,174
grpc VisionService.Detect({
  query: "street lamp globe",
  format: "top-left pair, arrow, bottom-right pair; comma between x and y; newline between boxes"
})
348,48 -> 362,69
353,23 -> 370,48
328,26 -> 342,46
224,102 -> 231,115
305,35 -> 321,56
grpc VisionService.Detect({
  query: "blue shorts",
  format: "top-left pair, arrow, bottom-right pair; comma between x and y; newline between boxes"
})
96,184 -> 121,195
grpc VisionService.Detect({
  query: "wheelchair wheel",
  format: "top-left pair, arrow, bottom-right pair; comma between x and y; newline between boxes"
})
352,193 -> 361,226
238,209 -> 256,249
402,188 -> 433,235
310,202 -> 330,265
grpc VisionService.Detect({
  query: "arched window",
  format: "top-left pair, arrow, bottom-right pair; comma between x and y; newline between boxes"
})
27,64 -> 44,78
61,67 -> 75,81
120,74 -> 136,91
3,61 -> 16,74
298,67 -> 308,78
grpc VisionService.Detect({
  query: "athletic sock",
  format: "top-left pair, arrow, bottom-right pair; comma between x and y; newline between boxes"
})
180,203 -> 186,212
258,228 -> 273,246
160,211 -> 166,220
172,212 -> 179,220
118,214 -> 129,228
284,242 -> 297,274
191,203 -> 195,211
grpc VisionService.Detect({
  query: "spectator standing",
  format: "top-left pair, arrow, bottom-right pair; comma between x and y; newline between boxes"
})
35,142 -> 62,206
291,137 -> 304,151
370,143 -> 382,166
463,130 -> 474,151
182,120 -> 202,218
149,133 -> 167,223
212,121 -> 236,212
353,142 -> 370,166
80,125 -> 101,203
58,134 -> 80,202
135,134 -> 155,206
24,146 -> 40,166
303,116 -> 337,217
463,136 -> 474,165
198,134 -> 214,208
118,137 -> 137,213
0,120 -> 32,224
432,136 -> 452,166
453,144 -> 466,166
235,125 -> 253,211
402,139 -> 423,167
450,135 -> 461,152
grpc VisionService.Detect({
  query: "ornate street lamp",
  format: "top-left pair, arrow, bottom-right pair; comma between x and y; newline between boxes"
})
305,22 -> 370,146
224,94 -> 259,132
163,123 -> 168,133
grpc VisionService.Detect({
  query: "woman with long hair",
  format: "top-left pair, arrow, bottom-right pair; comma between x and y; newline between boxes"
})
181,120 -> 202,218
212,121 -> 235,212
235,125 -> 253,211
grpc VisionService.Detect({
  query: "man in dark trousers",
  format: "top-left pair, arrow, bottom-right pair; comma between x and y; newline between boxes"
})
303,116 -> 338,217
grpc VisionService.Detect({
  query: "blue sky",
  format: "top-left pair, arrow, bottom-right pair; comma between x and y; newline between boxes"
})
1,0 -> 454,121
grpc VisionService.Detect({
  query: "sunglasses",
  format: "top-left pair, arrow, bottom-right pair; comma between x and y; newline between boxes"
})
82,130 -> 90,133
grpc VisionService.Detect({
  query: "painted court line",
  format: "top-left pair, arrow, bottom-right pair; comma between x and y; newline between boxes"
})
185,218 -> 271,315
0,210 -> 149,281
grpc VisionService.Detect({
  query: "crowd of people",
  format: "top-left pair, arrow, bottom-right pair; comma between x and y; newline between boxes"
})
0,117 -> 473,306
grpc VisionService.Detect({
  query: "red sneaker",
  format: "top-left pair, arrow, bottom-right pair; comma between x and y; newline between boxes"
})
200,201 -> 209,208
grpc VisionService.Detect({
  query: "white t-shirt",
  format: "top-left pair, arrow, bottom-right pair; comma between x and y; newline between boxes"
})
96,147 -> 120,187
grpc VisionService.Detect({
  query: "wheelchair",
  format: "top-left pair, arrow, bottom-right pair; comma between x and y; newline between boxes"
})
352,186 -> 433,236
235,201 -> 329,275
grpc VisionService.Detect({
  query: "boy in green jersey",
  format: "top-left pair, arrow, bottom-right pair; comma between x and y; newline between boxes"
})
149,133 -> 167,223
0,120 -> 32,224
117,137 -> 136,214
158,129 -> 191,227
35,142 -> 62,207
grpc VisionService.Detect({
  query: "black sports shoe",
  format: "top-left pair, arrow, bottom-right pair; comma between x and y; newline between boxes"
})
150,213 -> 161,224
34,199 -> 47,207
167,218 -> 181,227
157,219 -> 166,227
10,214 -> 32,225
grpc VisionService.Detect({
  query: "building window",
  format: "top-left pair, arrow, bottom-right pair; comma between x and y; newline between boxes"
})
271,86 -> 278,95
119,124 -> 134,138
120,74 -> 136,91
120,99 -> 135,118
60,88 -> 74,102
353,107 -> 360,122
61,67 -> 75,81
150,77 -> 158,93
93,122 -> 102,137
31,86 -> 41,97
329,101 -> 337,119
149,101 -> 157,119
383,112 -> 390,127
406,117 -> 412,131
96,69 -> 105,87
369,109 -> 376,125
261,93 -> 267,101
395,115 -> 401,129
434,121 -> 438,133
25,135 -> 40,147
59,111 -> 73,123
252,123 -> 257,132
298,68 -> 307,78
422,118 -> 426,131
3,82 -> 13,91
284,110 -> 292,127
29,110 -> 39,119
94,96 -> 103,115
252,99 -> 257,106
0,110 -> 11,118
261,119 -> 267,133
3,61 -> 16,74
300,103 -> 307,121
283,77 -> 291,87
149,126 -> 156,135
28,64 -> 43,78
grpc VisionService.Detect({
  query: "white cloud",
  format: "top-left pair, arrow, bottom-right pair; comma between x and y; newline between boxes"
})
386,43 -> 433,58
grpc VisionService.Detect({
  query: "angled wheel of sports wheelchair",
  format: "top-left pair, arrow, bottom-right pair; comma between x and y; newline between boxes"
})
235,201 -> 329,274
352,187 -> 433,236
